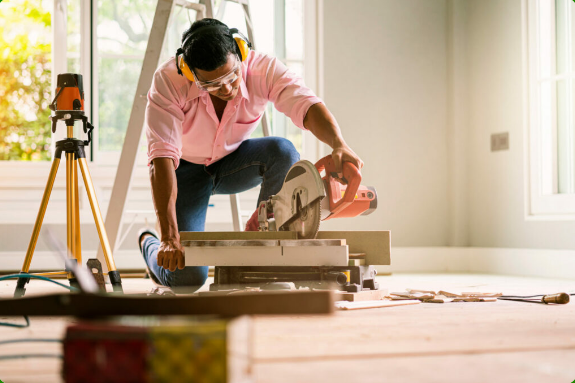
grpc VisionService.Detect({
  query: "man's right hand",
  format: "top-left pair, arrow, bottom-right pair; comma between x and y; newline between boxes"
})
157,238 -> 185,271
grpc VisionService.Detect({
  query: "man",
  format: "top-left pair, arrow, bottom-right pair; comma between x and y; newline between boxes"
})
140,18 -> 363,291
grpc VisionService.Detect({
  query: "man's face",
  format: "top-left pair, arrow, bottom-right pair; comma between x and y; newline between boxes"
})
193,53 -> 242,101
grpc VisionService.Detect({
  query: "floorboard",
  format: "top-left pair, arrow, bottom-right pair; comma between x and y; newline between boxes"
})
0,273 -> 573,383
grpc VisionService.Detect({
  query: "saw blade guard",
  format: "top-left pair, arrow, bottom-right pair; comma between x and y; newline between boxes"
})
315,155 -> 377,220
272,160 -> 326,229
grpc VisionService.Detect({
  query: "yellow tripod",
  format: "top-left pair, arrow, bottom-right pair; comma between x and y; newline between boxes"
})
14,117 -> 123,297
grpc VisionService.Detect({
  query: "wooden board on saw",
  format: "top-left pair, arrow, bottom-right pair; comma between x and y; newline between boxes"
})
180,231 -> 296,241
183,239 -> 349,266
335,288 -> 389,302
180,230 -> 391,266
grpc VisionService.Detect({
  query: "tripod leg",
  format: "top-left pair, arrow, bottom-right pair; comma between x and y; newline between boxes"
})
78,158 -> 123,293
72,156 -> 82,290
74,157 -> 82,263
15,157 -> 61,298
65,152 -> 81,290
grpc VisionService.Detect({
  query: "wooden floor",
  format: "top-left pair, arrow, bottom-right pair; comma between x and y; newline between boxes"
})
1,273 -> 574,383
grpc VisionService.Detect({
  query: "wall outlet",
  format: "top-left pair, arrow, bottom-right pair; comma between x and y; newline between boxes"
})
491,132 -> 509,151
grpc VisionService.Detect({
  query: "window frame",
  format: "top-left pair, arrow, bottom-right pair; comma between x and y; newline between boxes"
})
525,0 -> 575,219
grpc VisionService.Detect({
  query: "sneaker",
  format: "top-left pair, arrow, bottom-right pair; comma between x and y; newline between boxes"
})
137,228 -> 162,286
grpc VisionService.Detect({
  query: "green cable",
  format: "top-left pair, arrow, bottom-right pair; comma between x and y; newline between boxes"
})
0,316 -> 29,329
0,273 -> 80,292
0,273 -> 79,328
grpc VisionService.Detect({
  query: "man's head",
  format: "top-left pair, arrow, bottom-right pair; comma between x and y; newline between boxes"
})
179,19 -> 244,101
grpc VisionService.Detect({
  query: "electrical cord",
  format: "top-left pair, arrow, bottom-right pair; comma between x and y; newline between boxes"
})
0,316 -> 29,328
0,273 -> 79,328
0,339 -> 63,362
0,273 -> 79,291
498,292 -> 573,304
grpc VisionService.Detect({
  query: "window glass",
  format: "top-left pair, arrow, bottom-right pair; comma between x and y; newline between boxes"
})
536,0 -> 575,195
285,0 -> 303,61
555,0 -> 568,75
97,0 -> 155,152
94,0 -> 306,155
0,0 -> 52,161
220,1 -> 247,36
284,0 -> 305,152
538,0 -> 555,79
67,0 -> 81,74
250,0 -> 274,55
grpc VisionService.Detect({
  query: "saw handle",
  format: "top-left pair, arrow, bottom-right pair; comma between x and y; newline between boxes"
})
315,155 -> 362,216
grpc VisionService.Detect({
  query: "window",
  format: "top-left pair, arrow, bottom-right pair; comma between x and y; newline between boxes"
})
0,0 -> 316,165
526,0 -> 575,217
90,0 -> 313,165
0,0 -> 53,161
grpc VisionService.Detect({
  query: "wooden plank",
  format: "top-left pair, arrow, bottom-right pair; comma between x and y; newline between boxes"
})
334,299 -> 420,310
316,231 -> 390,266
0,290 -> 335,317
186,246 -> 283,266
280,239 -> 346,246
183,240 -> 280,247
336,288 -> 389,302
185,245 -> 348,266
181,231 -> 388,265
180,231 -> 297,241
281,245 -> 348,266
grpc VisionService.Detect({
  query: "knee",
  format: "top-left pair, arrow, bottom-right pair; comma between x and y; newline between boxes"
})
267,137 -> 300,165
166,266 -> 209,293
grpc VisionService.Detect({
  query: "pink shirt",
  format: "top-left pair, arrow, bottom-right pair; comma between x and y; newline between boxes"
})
145,50 -> 323,169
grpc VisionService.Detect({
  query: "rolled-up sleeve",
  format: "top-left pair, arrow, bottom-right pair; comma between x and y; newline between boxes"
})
263,57 -> 323,130
145,68 -> 185,169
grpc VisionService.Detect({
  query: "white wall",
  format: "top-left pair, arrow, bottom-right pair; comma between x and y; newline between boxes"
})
465,0 -> 575,249
319,0 -> 449,246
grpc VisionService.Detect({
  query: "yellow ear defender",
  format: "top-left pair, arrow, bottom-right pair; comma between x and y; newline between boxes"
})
176,25 -> 251,82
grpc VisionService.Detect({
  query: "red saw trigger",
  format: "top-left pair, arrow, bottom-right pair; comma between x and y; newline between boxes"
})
314,155 -> 377,220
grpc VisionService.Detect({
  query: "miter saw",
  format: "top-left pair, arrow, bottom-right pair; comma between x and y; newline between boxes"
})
257,155 -> 377,238
181,155 -> 386,293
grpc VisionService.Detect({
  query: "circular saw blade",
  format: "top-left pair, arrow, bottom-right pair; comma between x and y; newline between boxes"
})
289,199 -> 321,239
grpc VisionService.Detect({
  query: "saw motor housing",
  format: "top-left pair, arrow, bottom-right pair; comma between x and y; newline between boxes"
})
258,156 -> 377,238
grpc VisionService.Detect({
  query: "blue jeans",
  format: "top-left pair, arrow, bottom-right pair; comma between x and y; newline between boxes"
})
142,137 -> 300,291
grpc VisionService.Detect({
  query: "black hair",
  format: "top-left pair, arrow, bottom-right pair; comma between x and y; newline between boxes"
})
181,18 -> 241,72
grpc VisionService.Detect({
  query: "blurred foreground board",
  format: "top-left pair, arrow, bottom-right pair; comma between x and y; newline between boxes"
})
64,316 -> 251,383
0,290 -> 334,317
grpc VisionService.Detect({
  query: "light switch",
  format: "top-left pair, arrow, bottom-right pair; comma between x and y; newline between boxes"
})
491,132 -> 509,151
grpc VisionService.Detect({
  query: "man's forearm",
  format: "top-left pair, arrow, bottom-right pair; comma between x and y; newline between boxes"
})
303,102 -> 345,149
149,157 -> 179,241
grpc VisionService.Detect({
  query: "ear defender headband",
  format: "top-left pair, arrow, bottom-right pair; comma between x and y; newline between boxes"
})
175,25 -> 252,82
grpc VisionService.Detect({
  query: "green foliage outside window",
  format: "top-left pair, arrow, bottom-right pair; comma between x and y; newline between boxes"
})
0,0 -> 52,161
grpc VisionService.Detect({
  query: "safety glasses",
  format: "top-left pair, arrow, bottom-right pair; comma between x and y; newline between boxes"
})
193,58 -> 241,92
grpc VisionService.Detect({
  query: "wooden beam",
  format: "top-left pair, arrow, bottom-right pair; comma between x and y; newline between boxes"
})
0,290 -> 334,317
